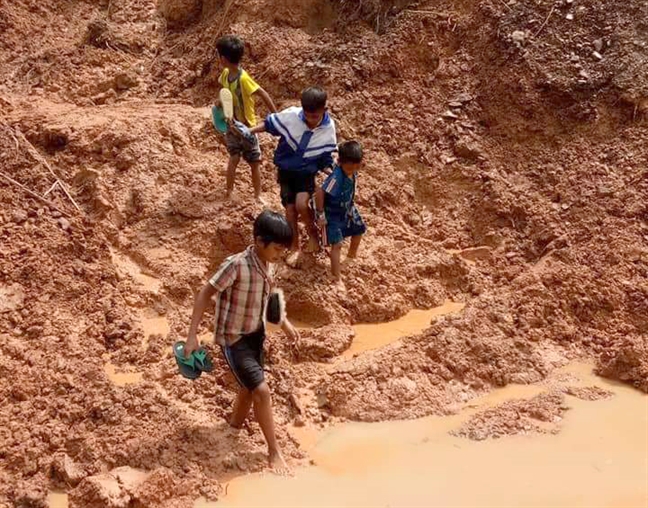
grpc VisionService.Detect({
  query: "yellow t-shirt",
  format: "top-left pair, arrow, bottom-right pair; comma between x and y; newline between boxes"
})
219,68 -> 260,127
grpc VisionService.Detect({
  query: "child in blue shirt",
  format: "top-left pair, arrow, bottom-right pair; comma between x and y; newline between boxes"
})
251,87 -> 336,264
314,140 -> 366,282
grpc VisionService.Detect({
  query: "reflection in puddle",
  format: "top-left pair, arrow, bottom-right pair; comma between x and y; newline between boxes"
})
210,362 -> 648,508
344,300 -> 465,358
110,248 -> 161,293
48,491 -> 67,508
104,363 -> 143,386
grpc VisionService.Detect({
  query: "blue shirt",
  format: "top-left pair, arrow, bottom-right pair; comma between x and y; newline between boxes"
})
322,166 -> 356,216
265,106 -> 337,174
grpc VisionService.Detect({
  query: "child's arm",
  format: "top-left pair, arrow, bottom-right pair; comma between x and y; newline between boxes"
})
314,186 -> 326,225
280,318 -> 300,342
253,87 -> 277,114
249,123 -> 267,135
185,260 -> 237,356
185,283 -> 217,356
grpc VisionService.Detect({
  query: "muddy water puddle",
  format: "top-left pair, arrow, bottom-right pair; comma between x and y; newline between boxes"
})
205,362 -> 648,508
344,300 -> 465,358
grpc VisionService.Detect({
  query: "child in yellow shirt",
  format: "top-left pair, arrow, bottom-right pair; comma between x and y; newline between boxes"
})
215,35 -> 277,204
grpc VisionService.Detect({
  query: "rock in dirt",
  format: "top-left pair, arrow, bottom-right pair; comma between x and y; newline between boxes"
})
295,325 -> 355,362
114,72 -> 139,91
57,217 -> 71,231
511,30 -> 527,44
69,467 -> 148,508
453,139 -> 484,161
456,246 -> 492,262
50,453 -> 85,487
0,283 -> 25,313
158,0 -> 202,26
562,385 -> 614,401
597,336 -> 648,392
453,393 -> 568,441
12,210 -> 28,224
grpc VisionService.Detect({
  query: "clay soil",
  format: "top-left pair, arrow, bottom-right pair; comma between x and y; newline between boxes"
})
1,0 -> 647,506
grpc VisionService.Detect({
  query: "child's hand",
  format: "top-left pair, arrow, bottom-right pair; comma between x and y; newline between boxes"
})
281,320 -> 300,343
184,335 -> 200,358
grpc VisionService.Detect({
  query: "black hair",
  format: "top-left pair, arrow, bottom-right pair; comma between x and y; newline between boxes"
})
338,140 -> 363,164
216,35 -> 245,64
301,87 -> 328,112
253,210 -> 293,247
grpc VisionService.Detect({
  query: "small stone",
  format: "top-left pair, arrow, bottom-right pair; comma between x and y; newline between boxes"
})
449,101 -> 463,108
592,51 -> 603,61
442,110 -> 459,119
114,72 -> 139,91
512,30 -> 526,43
579,69 -> 589,79
12,210 -> 28,224
57,218 -> 71,231
593,39 -> 604,52
566,13 -> 574,20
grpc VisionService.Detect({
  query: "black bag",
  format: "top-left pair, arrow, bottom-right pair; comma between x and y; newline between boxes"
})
266,289 -> 285,325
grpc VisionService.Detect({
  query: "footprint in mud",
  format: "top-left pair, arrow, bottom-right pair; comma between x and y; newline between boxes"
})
110,248 -> 162,293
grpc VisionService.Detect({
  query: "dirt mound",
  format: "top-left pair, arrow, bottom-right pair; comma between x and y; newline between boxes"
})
453,392 -> 568,441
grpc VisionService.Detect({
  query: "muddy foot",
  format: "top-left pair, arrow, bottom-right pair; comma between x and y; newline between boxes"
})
268,450 -> 292,476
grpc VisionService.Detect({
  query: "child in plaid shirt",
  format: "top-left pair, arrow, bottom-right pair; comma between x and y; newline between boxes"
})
185,210 -> 299,474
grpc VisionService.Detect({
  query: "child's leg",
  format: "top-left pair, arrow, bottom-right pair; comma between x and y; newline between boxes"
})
249,161 -> 263,202
226,154 -> 241,198
230,387 -> 253,428
252,382 -> 290,473
330,242 -> 343,280
348,234 -> 363,258
285,204 -> 299,252
295,192 -> 319,251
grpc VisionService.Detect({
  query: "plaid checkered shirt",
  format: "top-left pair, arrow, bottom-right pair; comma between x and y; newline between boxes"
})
209,246 -> 273,346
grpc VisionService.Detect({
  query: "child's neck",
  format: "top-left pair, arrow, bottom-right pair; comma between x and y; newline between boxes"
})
253,244 -> 268,266
341,166 -> 355,177
227,64 -> 240,75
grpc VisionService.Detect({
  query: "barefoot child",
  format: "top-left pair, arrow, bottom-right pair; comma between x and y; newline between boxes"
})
184,210 -> 299,473
250,87 -> 336,264
314,140 -> 366,282
215,35 -> 277,203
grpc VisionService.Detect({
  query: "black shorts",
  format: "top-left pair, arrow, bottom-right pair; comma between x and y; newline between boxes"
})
221,328 -> 265,391
278,170 -> 315,207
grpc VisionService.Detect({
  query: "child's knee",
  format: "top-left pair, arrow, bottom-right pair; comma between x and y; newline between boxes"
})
295,200 -> 309,216
252,383 -> 271,402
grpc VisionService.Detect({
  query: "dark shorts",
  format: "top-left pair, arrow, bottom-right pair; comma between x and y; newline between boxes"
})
326,206 -> 366,245
278,170 -> 315,207
225,130 -> 261,164
221,328 -> 265,391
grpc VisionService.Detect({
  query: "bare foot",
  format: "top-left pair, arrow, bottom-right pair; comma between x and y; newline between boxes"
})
269,449 -> 292,476
329,277 -> 346,293
285,251 -> 301,268
342,256 -> 357,267
255,194 -> 268,207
